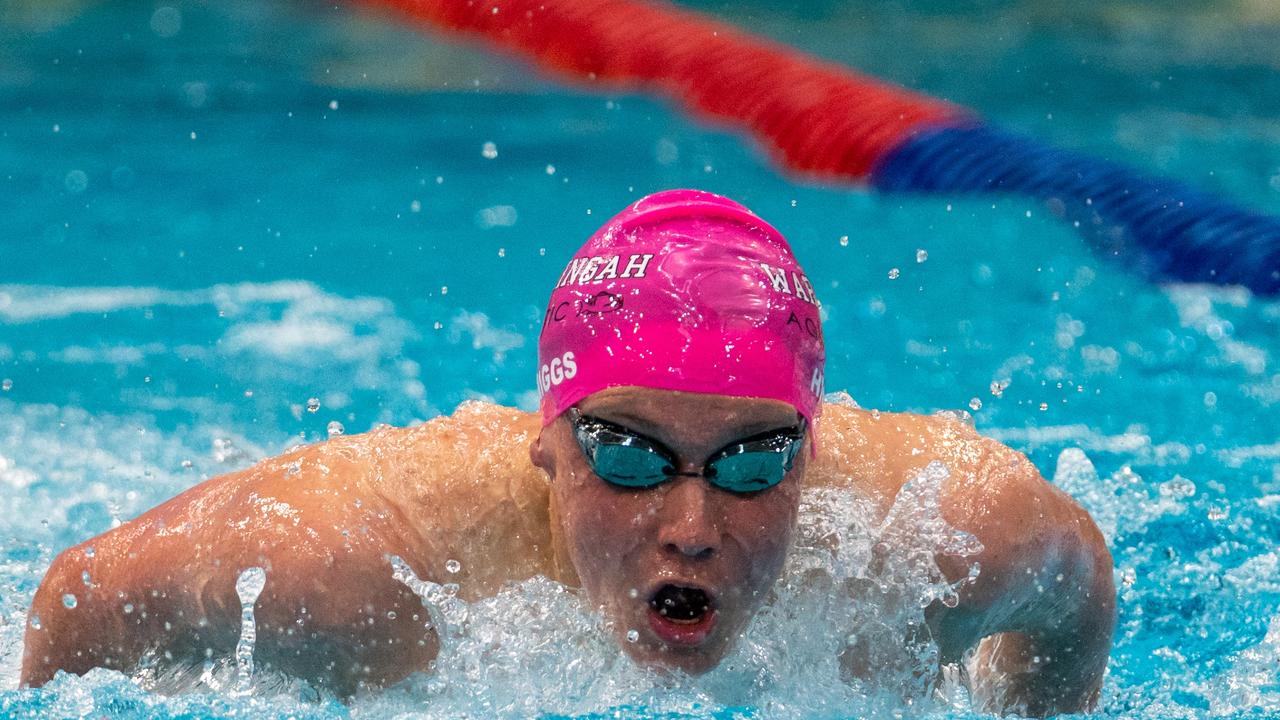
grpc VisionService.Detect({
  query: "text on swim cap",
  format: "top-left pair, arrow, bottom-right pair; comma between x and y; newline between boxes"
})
810,367 -> 824,398
758,262 -> 820,306
555,253 -> 654,288
537,351 -> 578,395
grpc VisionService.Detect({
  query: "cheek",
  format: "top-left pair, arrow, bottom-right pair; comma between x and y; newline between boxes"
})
728,492 -> 799,589
555,477 -> 653,593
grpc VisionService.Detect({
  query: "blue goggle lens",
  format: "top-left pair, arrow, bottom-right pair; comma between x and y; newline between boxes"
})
569,409 -> 804,494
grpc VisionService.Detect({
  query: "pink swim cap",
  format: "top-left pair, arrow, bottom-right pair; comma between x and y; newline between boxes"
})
537,189 -> 825,425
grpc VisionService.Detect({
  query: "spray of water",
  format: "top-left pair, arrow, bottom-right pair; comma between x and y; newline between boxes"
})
369,460 -> 981,719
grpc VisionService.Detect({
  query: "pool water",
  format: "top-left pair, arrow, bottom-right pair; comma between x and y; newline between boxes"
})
1,0 -> 1279,717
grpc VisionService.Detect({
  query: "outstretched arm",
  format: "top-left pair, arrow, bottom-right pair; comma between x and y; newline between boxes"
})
930,440 -> 1115,716
20,431 -> 440,695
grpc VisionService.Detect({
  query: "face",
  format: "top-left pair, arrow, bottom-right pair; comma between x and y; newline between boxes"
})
530,386 -> 807,674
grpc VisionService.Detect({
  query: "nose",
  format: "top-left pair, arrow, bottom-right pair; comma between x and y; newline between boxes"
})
656,476 -> 720,559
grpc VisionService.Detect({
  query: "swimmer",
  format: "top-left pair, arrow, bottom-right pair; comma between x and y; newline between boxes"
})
21,190 -> 1114,716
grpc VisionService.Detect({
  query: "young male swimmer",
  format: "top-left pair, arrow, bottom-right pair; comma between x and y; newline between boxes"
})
21,190 -> 1114,716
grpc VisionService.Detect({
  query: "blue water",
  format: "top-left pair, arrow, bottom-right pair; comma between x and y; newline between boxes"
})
2,0 -> 1279,717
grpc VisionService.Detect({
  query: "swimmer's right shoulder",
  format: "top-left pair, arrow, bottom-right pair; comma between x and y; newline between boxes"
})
364,401 -> 554,594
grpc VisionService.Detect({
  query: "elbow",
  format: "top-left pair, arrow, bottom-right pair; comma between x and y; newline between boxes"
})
20,545 -> 128,687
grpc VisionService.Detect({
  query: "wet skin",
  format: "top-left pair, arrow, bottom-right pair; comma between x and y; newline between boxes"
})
530,388 -> 805,674
21,390 -> 1114,716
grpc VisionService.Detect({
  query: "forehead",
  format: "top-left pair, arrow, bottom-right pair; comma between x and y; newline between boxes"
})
576,386 -> 799,446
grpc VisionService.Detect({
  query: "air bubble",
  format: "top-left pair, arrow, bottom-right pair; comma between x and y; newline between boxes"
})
481,142 -> 498,159
306,397 -> 320,413
61,593 -> 78,609
1,379 -> 11,391
29,615 -> 41,630
990,381 -> 1007,398
888,268 -> 901,280
916,249 -> 928,263
968,397 -> 982,411
626,629 -> 639,643
327,421 -> 345,437
446,559 -> 462,574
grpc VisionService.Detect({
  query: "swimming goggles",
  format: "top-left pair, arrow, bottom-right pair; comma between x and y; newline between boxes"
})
567,408 -> 806,494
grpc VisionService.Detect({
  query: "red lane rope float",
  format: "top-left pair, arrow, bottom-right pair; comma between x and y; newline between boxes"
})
366,0 -> 971,181
364,0 -> 1280,294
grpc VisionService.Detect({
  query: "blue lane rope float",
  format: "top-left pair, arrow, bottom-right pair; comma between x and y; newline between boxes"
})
368,0 -> 1280,295
872,125 -> 1280,293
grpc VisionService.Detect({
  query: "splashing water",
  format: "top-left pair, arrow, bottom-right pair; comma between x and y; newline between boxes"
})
365,462 -> 982,719
233,566 -> 267,695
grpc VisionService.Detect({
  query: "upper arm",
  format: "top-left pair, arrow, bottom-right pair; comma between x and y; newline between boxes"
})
21,437 -> 438,693
931,436 -> 1115,670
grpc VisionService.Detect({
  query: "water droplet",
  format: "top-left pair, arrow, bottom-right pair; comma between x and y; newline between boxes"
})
481,141 -> 498,159
445,559 -> 461,574
626,629 -> 639,643
887,268 -> 900,280
1,379 -> 11,391
968,397 -> 983,411
838,235 -> 849,247
62,593 -> 78,609
916,249 -> 928,263
327,421 -> 344,437
306,397 -> 320,413
150,6 -> 182,37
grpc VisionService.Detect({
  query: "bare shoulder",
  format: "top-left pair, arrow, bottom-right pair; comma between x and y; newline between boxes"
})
809,401 -> 1032,510
366,401 -> 553,594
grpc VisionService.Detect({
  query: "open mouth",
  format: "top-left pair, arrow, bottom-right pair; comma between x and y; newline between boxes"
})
646,584 -> 717,646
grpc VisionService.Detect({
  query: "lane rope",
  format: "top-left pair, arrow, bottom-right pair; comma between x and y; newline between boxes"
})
368,0 -> 1280,294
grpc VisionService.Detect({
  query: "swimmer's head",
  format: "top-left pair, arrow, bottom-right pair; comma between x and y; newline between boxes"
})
531,191 -> 821,672
536,189 -> 825,425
